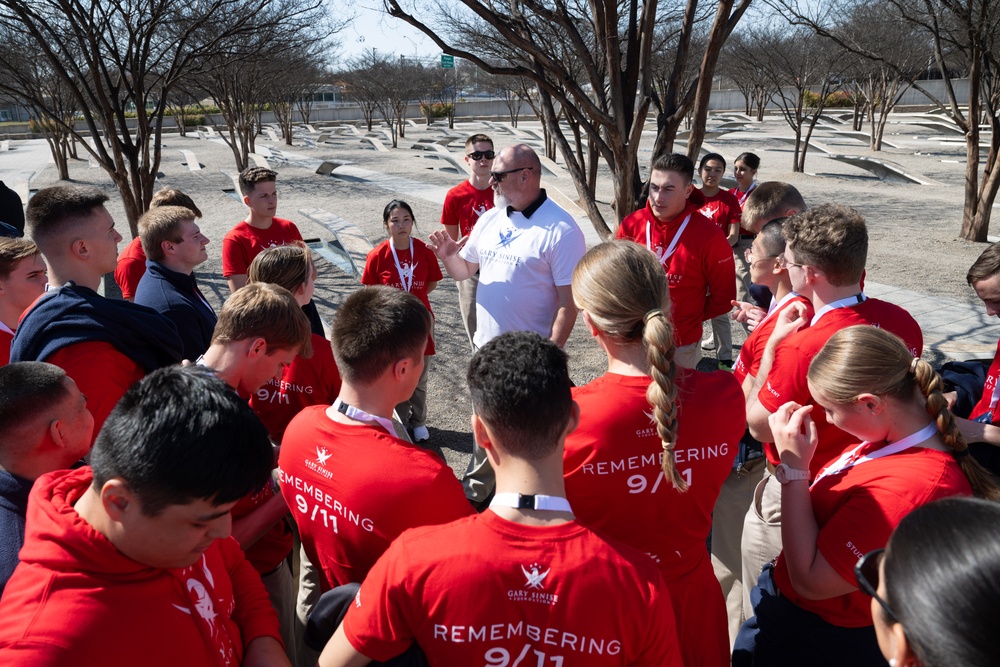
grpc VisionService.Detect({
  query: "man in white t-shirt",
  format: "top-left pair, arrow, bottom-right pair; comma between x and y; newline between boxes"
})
428,143 -> 586,504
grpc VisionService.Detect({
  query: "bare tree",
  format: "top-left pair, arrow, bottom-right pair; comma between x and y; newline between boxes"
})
0,0 -> 341,236
382,0 -> 752,238
341,54 -> 388,132
271,49 -> 330,146
718,31 -> 774,120
480,70 -> 522,125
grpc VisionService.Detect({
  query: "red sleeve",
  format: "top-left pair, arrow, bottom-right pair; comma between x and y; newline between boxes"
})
422,244 -> 443,282
814,489 -> 900,586
343,537 -> 417,661
221,537 -> 284,649
757,336 -> 811,414
222,230 -> 249,278
47,342 -> 145,436
440,192 -> 458,227
0,330 -> 12,367
633,576 -> 684,667
702,229 -> 737,321
360,248 -> 381,286
114,256 -> 146,301
317,338 -> 342,401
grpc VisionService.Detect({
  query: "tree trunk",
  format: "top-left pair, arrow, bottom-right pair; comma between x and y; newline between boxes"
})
960,52 -> 983,241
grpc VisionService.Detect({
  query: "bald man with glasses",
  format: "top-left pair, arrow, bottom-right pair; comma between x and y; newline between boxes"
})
428,143 -> 586,506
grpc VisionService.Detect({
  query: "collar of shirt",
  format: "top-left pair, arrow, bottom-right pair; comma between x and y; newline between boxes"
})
506,189 -> 548,218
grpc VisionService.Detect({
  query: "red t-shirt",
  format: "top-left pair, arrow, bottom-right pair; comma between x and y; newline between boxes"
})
230,480 -> 293,575
774,447 -> 971,627
971,338 -> 1000,423
0,329 -> 12,366
47,341 -> 145,438
564,370 -> 743,667
733,294 -> 814,386
277,406 -> 473,591
114,237 -> 147,300
758,298 -> 924,475
343,511 -> 683,667
361,239 -> 443,355
251,334 -> 341,443
698,189 -> 741,232
440,180 -> 494,238
221,217 -> 303,277
616,196 -> 736,347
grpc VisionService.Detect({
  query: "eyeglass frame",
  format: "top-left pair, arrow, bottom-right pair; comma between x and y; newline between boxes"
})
776,254 -> 807,271
467,150 -> 495,161
490,166 -> 533,183
744,247 -> 778,266
855,548 -> 900,624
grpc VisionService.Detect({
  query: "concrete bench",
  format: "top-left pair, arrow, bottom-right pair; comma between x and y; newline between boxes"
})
298,208 -> 374,280
360,136 -> 389,152
827,154 -> 935,185
248,153 -> 271,169
179,150 -> 202,171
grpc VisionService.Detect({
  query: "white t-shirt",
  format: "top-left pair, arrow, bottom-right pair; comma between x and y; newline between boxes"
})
460,193 -> 586,347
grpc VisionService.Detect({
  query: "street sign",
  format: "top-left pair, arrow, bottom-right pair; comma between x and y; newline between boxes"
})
441,54 -> 455,69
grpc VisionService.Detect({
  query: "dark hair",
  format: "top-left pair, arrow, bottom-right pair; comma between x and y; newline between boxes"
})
26,185 -> 109,247
757,220 -> 786,257
332,286 -> 430,384
382,199 -> 416,226
90,365 -> 273,516
699,152 -> 726,170
782,203 -> 867,286
465,133 -> 493,149
239,166 -> 277,196
740,182 -> 807,232
735,152 -> 761,170
467,331 -> 573,460
651,153 -> 694,182
968,243 -> 1000,285
882,497 -> 1000,667
0,362 -> 69,441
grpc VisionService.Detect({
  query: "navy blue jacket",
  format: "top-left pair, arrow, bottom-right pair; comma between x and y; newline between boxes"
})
134,261 -> 218,361
0,469 -> 32,595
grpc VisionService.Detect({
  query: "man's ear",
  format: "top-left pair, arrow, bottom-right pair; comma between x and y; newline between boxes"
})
242,195 -> 251,207
247,337 -> 268,359
70,238 -> 88,260
683,182 -> 694,199
100,479 -> 134,522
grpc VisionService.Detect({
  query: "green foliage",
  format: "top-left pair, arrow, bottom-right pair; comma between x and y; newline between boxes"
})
803,89 -> 855,108
419,102 -> 453,118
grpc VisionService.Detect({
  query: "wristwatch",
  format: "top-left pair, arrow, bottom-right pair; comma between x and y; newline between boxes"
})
774,463 -> 810,484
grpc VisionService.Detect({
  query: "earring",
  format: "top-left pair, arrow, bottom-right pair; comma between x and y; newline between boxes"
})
888,660 -> 896,667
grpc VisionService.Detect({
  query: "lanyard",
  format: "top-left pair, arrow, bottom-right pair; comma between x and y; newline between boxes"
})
0,320 -> 12,336
811,293 -> 866,327
646,215 -> 690,263
737,183 -> 757,207
813,422 -> 938,484
389,238 -> 414,293
490,493 -> 572,512
332,398 -> 402,440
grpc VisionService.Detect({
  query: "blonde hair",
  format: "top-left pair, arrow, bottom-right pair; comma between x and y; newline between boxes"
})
572,241 -> 687,491
211,283 -> 313,358
138,206 -> 197,262
149,188 -> 202,218
809,326 -> 1000,500
0,237 -> 40,279
247,242 -> 314,293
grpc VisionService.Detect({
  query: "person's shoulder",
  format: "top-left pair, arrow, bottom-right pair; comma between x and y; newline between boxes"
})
223,221 -> 251,241
444,179 -> 474,198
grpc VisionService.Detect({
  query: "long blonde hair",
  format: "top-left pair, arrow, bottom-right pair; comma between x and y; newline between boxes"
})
808,326 -> 1000,500
572,241 -> 687,491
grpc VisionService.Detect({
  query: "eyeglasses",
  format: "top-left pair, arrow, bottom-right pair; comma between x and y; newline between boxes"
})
744,248 -> 777,265
490,166 -> 532,183
855,549 -> 899,624
467,150 -> 495,161
776,255 -> 806,270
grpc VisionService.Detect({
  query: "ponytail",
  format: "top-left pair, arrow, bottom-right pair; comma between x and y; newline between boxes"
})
643,309 -> 686,492
912,358 -> 1000,501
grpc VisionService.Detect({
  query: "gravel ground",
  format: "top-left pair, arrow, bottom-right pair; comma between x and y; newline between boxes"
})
25,112 -> 992,476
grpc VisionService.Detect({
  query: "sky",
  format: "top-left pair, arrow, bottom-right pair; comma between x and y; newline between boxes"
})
339,3 -> 439,63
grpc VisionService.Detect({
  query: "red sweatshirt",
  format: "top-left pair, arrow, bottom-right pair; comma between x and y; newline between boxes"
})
0,468 -> 282,667
617,192 -> 736,346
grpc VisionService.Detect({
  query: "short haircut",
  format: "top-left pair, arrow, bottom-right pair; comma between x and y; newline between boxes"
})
465,133 -> 493,149
0,237 -> 40,279
967,243 -> 1000,285
0,362 -> 69,444
467,331 -> 573,460
211,283 -> 313,357
651,153 -> 694,182
332,286 -> 430,385
699,152 -> 726,170
782,203 -> 867,286
239,166 -> 277,196
26,185 -> 109,249
91,365 -> 273,516
138,206 -> 197,262
741,181 -> 807,232
757,220 -> 786,258
247,242 -> 314,293
149,188 -> 202,218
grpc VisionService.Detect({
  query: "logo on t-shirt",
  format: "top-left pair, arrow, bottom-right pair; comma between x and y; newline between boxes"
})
497,227 -> 523,249
399,261 -> 416,283
316,446 -> 332,466
521,563 -> 550,589
472,202 -> 489,219
637,410 -> 657,438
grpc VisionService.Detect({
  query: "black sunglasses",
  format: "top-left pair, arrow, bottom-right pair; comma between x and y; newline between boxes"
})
467,150 -> 495,161
855,549 -> 899,623
490,166 -> 532,183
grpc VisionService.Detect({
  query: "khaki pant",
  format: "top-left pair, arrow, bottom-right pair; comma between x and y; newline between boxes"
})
395,355 -> 431,428
674,341 -> 702,369
733,237 -> 754,305
293,543 -> 322,667
708,314 -> 734,362
711,456 -> 766,648
740,470 -> 784,621
262,560 -> 297,665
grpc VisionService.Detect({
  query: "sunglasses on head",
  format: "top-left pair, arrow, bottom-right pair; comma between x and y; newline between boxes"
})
855,549 -> 899,624
467,150 -> 495,161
